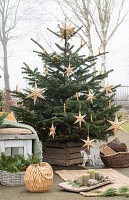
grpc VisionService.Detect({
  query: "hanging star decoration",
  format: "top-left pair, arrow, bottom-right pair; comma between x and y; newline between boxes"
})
86,90 -> 96,104
106,114 -> 126,135
65,63 -> 75,78
57,21 -> 76,41
103,81 -> 113,96
82,136 -> 95,151
74,111 -> 86,127
49,122 -> 56,139
25,81 -> 46,105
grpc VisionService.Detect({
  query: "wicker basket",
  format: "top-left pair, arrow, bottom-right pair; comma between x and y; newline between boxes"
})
1,170 -> 25,186
100,152 -> 129,168
24,162 -> 53,192
0,170 -> 3,183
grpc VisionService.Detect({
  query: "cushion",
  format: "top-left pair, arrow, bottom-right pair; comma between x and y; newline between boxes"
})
0,128 -> 32,135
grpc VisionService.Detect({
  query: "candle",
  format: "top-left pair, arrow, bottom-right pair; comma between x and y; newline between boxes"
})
81,38 -> 82,47
76,92 -> 78,101
64,103 -> 66,112
98,47 -> 100,54
88,169 -> 95,179
99,70 -> 101,75
16,85 -> 18,93
95,171 -> 99,180
26,65 -> 28,71
22,102 -> 24,108
43,49 -> 45,54
56,53 -> 58,59
46,67 -> 48,75
109,100 -> 111,109
82,174 -> 90,185
91,114 -> 93,122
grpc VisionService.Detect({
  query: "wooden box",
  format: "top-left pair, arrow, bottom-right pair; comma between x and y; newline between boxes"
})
0,134 -> 35,159
43,142 -> 87,166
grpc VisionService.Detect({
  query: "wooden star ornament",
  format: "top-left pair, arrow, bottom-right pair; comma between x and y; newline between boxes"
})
65,63 -> 75,78
106,114 -> 127,135
74,111 -> 86,127
103,81 -> 113,96
49,122 -> 56,139
25,81 -> 46,105
86,90 -> 96,104
58,22 -> 76,41
82,136 -> 95,151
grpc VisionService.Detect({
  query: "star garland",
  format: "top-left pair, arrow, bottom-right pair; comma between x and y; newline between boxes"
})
106,114 -> 126,135
74,111 -> 86,127
25,81 -> 46,105
82,136 -> 95,151
49,122 -> 56,139
86,90 -> 96,104
57,21 -> 76,41
64,63 -> 75,78
103,81 -> 113,96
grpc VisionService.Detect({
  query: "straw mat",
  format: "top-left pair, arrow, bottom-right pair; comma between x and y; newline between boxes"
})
0,128 -> 32,135
56,169 -> 129,195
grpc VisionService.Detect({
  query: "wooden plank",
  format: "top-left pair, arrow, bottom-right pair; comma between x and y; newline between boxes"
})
68,153 -> 81,159
68,147 -> 82,153
43,153 -> 66,159
43,147 -> 66,155
43,158 -> 67,166
43,143 -> 66,148
66,142 -> 84,147
67,158 -> 83,166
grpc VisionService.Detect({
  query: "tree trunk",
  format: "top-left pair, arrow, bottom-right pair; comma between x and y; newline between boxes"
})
100,43 -> 106,85
101,44 -> 106,74
2,43 -> 11,112
3,44 -> 10,89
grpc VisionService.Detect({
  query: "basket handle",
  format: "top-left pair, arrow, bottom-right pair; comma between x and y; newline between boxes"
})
36,163 -> 53,180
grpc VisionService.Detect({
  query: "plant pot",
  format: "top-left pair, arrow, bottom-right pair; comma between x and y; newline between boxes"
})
43,142 -> 87,166
1,170 -> 25,186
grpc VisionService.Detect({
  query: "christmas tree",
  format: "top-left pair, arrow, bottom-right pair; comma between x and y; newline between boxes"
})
11,21 -> 120,143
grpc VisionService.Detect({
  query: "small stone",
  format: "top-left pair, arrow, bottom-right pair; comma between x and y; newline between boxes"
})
88,179 -> 99,186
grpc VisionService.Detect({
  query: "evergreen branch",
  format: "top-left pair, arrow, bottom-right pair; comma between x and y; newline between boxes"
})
31,38 -> 45,51
47,28 -> 60,37
73,42 -> 87,56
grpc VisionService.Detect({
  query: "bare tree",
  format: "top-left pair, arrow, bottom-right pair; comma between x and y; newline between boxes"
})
55,0 -> 128,73
0,0 -> 21,89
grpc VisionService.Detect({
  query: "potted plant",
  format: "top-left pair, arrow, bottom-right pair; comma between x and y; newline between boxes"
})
0,153 -> 41,186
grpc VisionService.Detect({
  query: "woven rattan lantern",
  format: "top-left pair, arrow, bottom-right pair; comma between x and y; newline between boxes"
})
24,163 -> 53,192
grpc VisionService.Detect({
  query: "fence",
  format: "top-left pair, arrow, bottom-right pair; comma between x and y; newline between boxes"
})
114,85 -> 129,108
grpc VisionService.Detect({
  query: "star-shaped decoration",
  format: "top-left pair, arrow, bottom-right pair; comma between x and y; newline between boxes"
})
103,81 -> 113,96
49,122 -> 56,139
25,81 -> 46,105
57,22 -> 76,41
64,63 -> 75,78
74,111 -> 86,127
86,90 -> 96,104
106,114 -> 126,135
82,136 -> 95,151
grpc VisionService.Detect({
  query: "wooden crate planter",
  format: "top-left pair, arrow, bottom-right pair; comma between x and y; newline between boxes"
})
0,170 -> 25,186
43,142 -> 87,166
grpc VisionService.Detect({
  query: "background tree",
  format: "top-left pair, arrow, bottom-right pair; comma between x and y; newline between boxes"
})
11,22 -> 120,143
55,0 -> 128,74
0,0 -> 22,89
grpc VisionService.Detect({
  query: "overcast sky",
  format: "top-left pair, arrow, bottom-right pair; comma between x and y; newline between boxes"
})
0,0 -> 129,91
